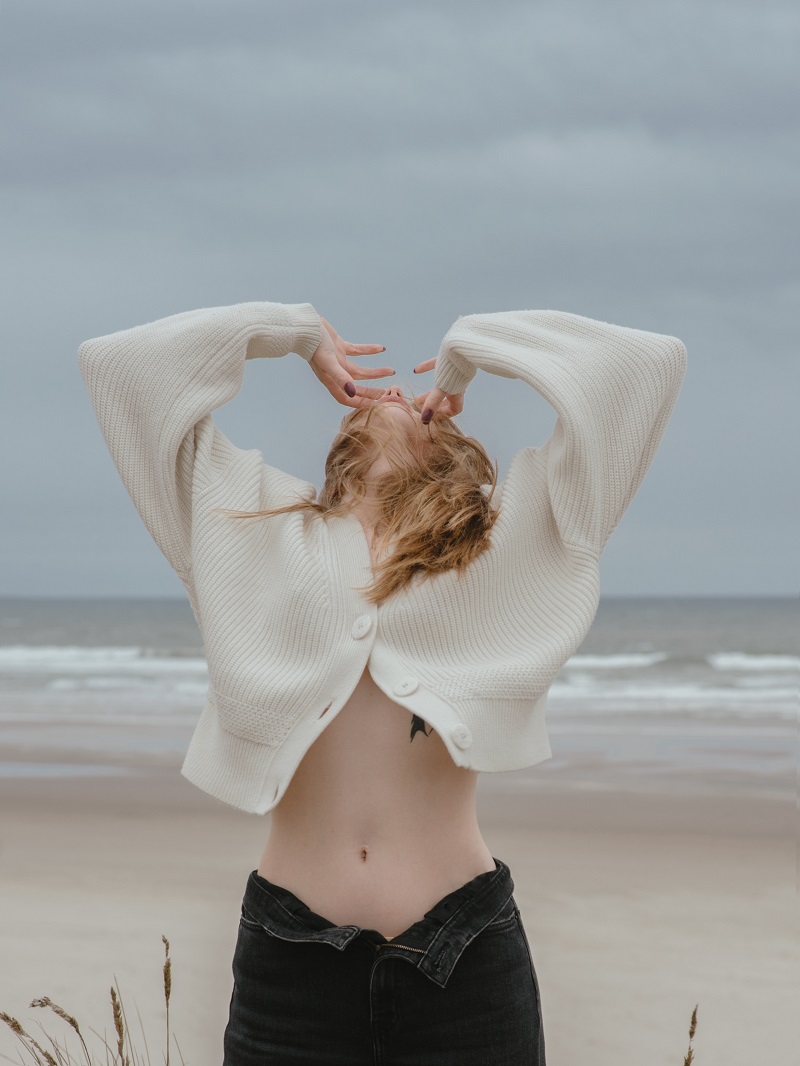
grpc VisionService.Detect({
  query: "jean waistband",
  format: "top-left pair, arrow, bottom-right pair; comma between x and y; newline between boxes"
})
241,857 -> 515,988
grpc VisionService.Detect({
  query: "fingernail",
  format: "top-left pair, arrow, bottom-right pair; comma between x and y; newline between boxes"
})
381,346 -> 387,352
344,382 -> 356,397
412,368 -> 418,374
421,409 -> 432,425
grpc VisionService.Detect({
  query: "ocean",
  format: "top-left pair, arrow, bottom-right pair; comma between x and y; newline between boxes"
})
0,597 -> 795,798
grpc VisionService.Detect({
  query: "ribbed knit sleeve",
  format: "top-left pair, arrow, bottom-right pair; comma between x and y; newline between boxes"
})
78,301 -> 322,579
433,310 -> 687,555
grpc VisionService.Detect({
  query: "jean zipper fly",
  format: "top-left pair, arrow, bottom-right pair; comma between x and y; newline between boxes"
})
375,942 -> 427,954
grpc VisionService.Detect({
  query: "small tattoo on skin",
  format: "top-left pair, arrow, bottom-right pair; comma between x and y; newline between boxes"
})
410,714 -> 432,742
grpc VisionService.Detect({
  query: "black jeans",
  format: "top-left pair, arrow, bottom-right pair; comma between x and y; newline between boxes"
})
223,857 -> 546,1065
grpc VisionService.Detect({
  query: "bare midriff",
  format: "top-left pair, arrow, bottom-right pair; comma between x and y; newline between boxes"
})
258,663 -> 496,940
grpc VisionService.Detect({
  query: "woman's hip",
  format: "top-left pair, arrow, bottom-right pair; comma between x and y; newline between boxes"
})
223,856 -> 545,1065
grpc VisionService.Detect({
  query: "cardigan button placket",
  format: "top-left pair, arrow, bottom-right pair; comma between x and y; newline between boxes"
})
450,724 -> 473,750
351,614 -> 373,639
392,676 -> 419,696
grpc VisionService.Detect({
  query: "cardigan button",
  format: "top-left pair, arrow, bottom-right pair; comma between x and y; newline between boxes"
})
393,676 -> 419,696
351,615 -> 373,639
450,724 -> 472,750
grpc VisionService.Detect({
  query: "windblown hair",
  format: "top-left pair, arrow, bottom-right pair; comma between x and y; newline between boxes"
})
224,399 -> 500,606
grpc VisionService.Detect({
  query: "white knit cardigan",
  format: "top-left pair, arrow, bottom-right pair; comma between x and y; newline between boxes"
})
78,301 -> 687,814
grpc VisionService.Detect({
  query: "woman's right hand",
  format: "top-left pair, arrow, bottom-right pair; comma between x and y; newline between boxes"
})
309,316 -> 395,409
412,357 -> 466,424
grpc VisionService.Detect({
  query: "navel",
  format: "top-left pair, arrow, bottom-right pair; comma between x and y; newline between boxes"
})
360,846 -> 369,862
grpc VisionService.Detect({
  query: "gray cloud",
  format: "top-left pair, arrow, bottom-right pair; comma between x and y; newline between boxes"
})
1,0 -> 797,596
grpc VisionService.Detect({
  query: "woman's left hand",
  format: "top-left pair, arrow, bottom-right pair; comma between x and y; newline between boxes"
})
309,316 -> 395,408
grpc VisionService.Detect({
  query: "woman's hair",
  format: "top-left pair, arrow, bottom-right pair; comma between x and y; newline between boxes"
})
224,399 -> 500,606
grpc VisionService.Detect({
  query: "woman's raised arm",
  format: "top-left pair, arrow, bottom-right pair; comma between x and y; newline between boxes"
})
424,309 -> 687,556
78,301 -> 326,581
77,300 -> 322,584
79,301 -> 392,582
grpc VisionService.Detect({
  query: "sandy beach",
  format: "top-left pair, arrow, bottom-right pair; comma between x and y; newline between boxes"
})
0,736 -> 794,1066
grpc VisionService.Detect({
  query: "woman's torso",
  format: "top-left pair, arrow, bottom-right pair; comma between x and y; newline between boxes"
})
258,526 -> 495,940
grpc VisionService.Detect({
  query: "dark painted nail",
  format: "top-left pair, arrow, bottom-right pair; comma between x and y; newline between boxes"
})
344,382 -> 356,397
421,409 -> 432,425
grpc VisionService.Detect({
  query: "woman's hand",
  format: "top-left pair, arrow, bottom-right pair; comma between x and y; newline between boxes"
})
309,316 -> 395,409
412,357 -> 466,425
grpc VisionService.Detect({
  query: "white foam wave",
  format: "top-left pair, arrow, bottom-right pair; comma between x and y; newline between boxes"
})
46,676 -> 208,694
0,712 -> 200,726
707,653 -> 799,672
0,645 -> 207,675
565,653 -> 668,669
733,675 -> 798,690
549,679 -> 795,703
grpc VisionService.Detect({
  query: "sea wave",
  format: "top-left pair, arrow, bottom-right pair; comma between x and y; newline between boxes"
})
46,677 -> 208,694
565,652 -> 668,669
0,644 -> 795,722
0,645 -> 207,675
3,646 -> 797,677
706,652 -> 799,672
549,678 -> 795,703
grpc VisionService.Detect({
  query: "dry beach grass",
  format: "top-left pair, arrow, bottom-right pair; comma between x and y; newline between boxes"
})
1,937 -> 180,1066
2,937 -> 701,1066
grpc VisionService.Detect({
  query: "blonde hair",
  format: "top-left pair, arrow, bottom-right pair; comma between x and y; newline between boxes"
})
224,399 -> 500,606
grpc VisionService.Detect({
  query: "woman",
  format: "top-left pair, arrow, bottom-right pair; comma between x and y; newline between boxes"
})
79,299 -> 687,1065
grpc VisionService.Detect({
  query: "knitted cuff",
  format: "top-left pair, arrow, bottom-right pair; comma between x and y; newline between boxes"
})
286,302 -> 323,362
433,341 -> 478,396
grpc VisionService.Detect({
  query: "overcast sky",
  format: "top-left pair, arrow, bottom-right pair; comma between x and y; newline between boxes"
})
1,0 -> 797,598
